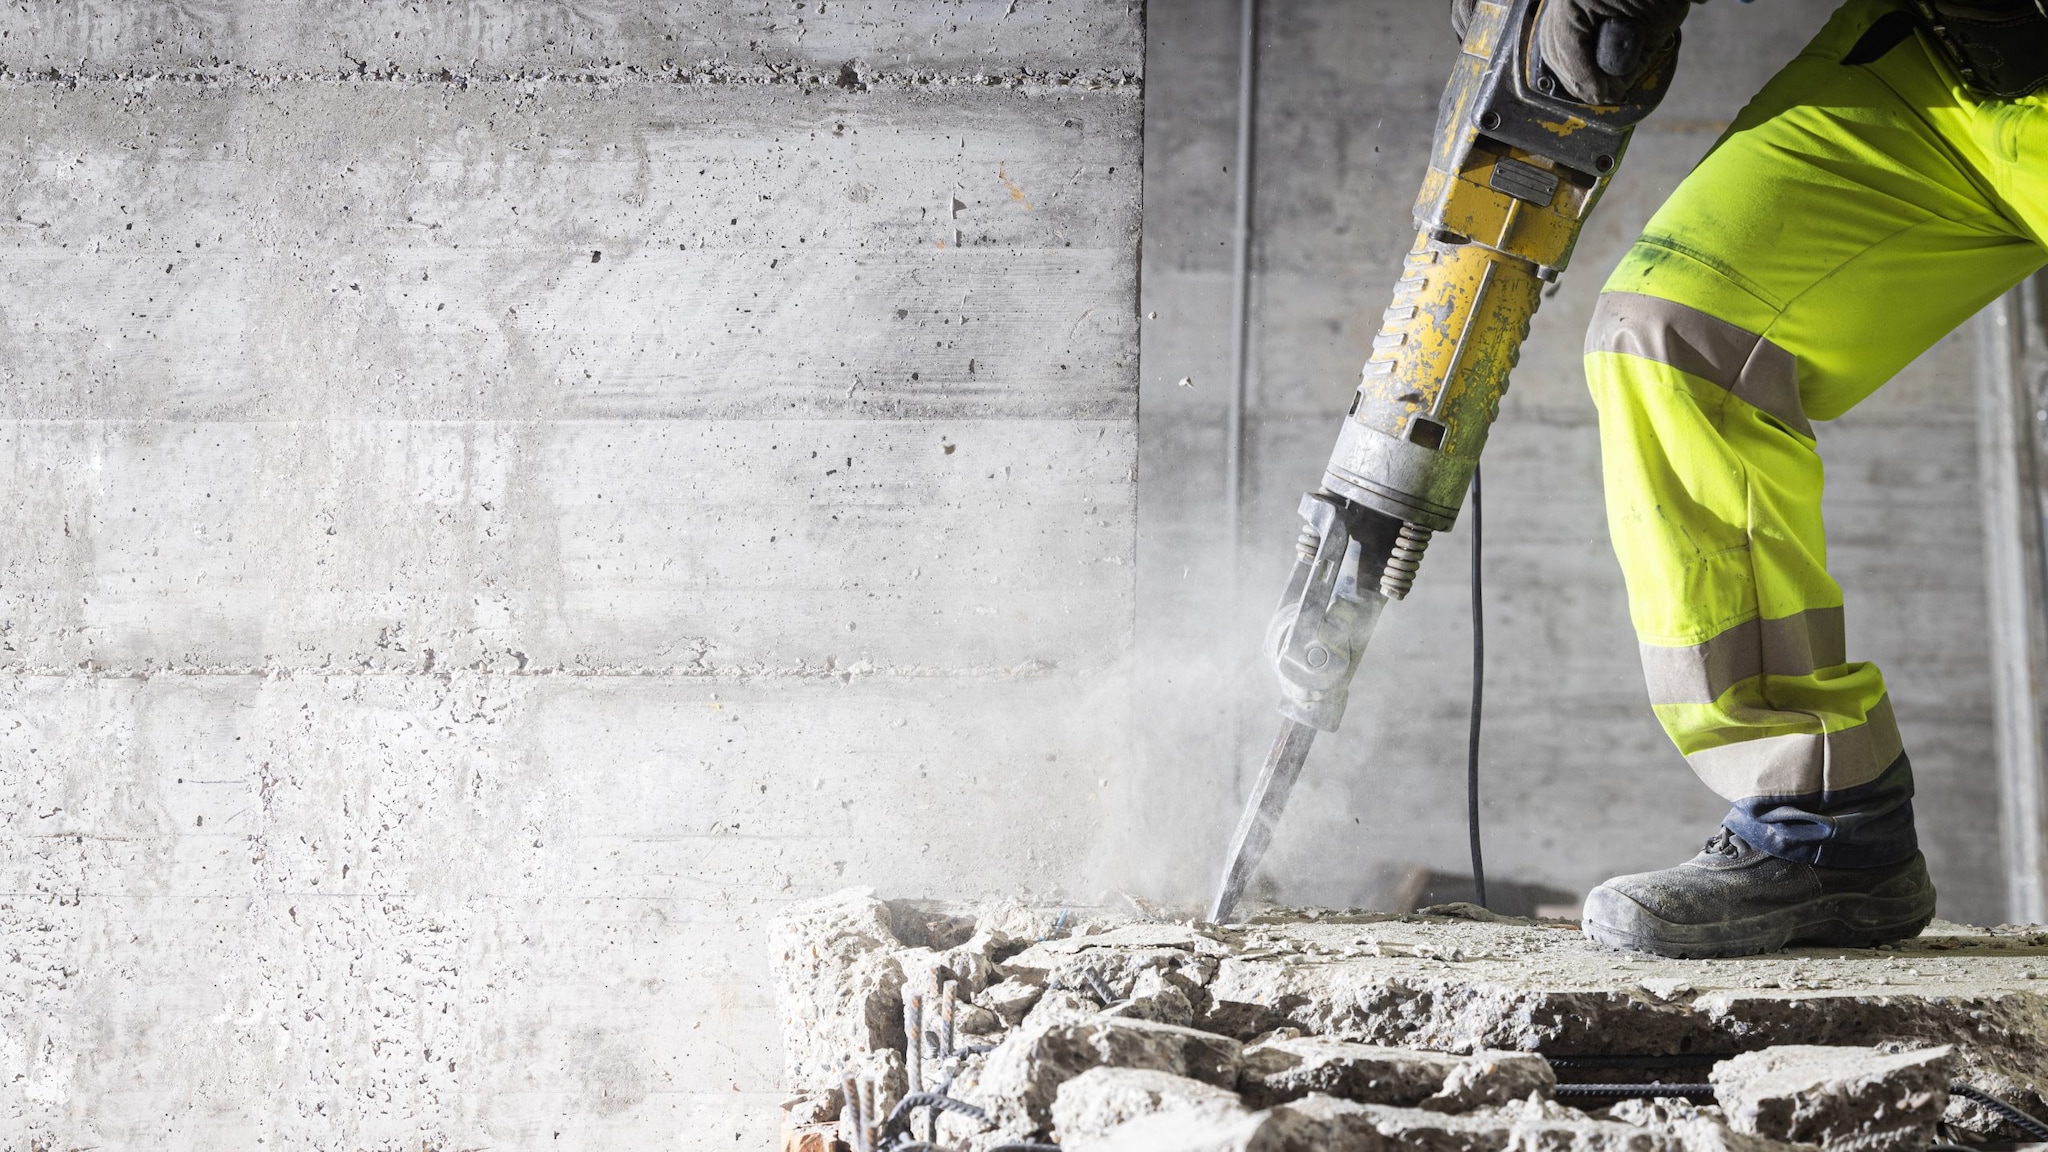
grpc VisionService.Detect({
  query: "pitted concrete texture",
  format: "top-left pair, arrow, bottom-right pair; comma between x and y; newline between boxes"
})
0,2 -> 1141,1148
1237,1036 -> 1554,1111
1061,1092 -> 1801,1152
0,1 -> 1143,81
1710,1046 -> 1953,1152
971,1015 -> 1244,1136
774,893 -> 2048,1145
1051,1066 -> 1251,1145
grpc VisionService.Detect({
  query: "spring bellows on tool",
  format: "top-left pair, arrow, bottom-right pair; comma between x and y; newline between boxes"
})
1378,523 -> 1433,599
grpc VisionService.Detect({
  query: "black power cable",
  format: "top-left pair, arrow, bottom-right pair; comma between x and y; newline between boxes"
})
1468,464 -> 1487,909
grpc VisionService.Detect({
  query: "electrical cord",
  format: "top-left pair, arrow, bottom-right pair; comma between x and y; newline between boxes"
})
1468,464 -> 1487,909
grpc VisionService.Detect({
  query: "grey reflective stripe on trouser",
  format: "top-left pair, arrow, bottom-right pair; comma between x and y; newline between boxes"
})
1685,694 -> 1905,800
1586,291 -> 1813,438
1640,605 -> 1848,706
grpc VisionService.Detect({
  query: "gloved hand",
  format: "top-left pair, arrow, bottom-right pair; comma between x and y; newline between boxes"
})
1536,0 -> 1692,104
1451,0 -> 1481,40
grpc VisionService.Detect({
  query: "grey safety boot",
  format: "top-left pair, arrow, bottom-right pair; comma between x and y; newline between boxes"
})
1582,827 -> 1936,958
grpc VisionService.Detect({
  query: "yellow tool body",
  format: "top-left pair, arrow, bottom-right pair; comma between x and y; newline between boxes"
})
1209,0 -> 1677,922
1328,0 -> 1655,539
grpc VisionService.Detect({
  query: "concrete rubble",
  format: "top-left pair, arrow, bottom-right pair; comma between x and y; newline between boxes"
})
1050,1067 -> 1248,1144
771,889 -> 2048,1149
1709,1045 -> 1953,1152
1071,1093 -> 1804,1152
1237,1035 -> 1554,1110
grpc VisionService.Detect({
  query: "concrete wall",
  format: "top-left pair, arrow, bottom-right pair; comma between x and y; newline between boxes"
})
0,3 -> 1142,1147
1135,0 -> 2006,923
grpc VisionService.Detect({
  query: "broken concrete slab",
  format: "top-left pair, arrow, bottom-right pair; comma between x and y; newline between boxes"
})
767,889 -> 909,1090
1100,981 -> 1197,1027
1318,1094 -> 1807,1151
1051,1066 -> 1251,1144
1001,921 -> 1231,1000
1171,913 -> 2048,1137
1022,987 -> 1104,1029
978,976 -> 1046,1028
774,896 -> 2048,1143
1075,1093 -> 1810,1152
1426,1049 -> 1557,1111
1237,1034 -> 1553,1110
1188,916 -> 2048,1073
963,1015 -> 1245,1136
1601,1098 -> 1816,1152
1066,1108 -> 1275,1152
1710,1045 -> 1951,1152
955,1000 -> 1005,1037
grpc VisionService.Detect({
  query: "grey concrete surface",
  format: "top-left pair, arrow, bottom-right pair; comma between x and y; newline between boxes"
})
1135,0 -> 2006,923
778,893 -> 2048,1147
0,2 -> 1140,1148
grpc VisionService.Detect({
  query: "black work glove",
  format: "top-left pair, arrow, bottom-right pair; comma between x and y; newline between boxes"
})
1537,0 -> 1692,104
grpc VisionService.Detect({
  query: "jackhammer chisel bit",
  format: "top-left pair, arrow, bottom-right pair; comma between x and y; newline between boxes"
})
1207,0 -> 1677,922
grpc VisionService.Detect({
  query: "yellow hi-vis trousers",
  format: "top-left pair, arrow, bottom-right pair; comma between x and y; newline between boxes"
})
1587,0 -> 2048,866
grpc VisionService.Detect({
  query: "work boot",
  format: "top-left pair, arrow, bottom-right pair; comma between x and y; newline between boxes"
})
1582,827 -> 1936,958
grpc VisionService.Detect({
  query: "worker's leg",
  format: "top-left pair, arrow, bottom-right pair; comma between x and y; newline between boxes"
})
1582,0 -> 2046,951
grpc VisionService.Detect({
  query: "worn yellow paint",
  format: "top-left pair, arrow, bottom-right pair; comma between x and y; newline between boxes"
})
1535,114 -> 1592,137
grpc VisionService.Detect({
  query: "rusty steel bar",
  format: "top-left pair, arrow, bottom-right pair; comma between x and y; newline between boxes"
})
940,980 -> 958,1059
840,1066 -> 863,1152
903,990 -> 923,1094
859,1074 -> 879,1152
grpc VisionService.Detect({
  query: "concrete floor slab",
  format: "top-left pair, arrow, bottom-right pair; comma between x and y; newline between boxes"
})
774,892 -> 2048,1144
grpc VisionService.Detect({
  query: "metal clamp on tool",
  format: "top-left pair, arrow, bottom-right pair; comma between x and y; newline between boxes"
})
1268,492 -> 1397,734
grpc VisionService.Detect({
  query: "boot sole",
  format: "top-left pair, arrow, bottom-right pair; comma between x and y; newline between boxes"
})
1580,884 -> 1935,959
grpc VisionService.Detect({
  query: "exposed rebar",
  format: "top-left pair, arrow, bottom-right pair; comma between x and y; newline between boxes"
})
880,1090 -> 990,1147
1084,970 -> 1116,1006
860,1073 -> 880,1152
840,1066 -> 865,1152
903,990 -> 923,1095
1553,1083 -> 1714,1101
1952,1082 -> 2048,1141
940,979 -> 958,1058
